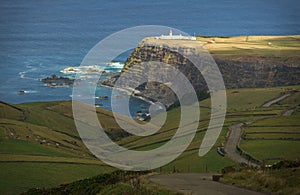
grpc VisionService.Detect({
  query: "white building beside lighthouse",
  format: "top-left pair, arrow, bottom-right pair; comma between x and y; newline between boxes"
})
155,29 -> 196,40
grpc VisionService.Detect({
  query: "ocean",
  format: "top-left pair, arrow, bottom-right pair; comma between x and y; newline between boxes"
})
0,0 -> 299,115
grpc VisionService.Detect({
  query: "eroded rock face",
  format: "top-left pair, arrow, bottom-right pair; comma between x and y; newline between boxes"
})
215,56 -> 300,88
102,41 -> 300,106
103,45 -> 206,106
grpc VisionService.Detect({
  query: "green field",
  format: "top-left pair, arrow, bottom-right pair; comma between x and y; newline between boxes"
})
239,91 -> 300,164
0,85 -> 300,194
221,166 -> 300,195
196,35 -> 300,57
0,163 -> 113,195
240,140 -> 300,161
0,101 -> 117,194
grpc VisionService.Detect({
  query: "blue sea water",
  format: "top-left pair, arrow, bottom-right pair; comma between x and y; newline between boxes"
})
0,0 -> 299,115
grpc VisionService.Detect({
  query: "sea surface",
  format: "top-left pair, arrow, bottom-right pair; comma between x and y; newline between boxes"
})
0,0 -> 299,115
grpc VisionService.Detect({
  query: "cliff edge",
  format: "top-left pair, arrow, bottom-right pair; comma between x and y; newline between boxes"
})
102,35 -> 300,106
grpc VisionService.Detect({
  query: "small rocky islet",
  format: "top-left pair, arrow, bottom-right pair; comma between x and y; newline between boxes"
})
40,74 -> 76,87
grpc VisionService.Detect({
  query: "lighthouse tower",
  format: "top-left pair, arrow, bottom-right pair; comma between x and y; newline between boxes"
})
169,29 -> 173,37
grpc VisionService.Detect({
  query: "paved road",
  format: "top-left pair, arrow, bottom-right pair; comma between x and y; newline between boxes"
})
147,95 -> 298,195
149,173 -> 265,195
262,94 -> 290,107
224,95 -> 297,166
282,106 -> 298,116
224,123 -> 258,167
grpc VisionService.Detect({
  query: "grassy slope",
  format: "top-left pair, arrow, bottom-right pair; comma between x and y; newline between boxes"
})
23,171 -> 179,195
0,101 -> 117,194
1,85 -> 300,194
121,86 -> 300,172
240,103 -> 300,163
221,166 -> 300,195
0,163 -> 112,195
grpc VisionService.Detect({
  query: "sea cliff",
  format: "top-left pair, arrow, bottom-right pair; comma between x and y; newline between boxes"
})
102,36 -> 300,106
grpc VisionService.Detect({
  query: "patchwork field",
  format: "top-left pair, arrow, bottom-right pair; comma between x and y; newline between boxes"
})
240,94 -> 300,164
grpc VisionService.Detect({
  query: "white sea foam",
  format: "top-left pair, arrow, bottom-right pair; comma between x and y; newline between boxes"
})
24,90 -> 38,94
105,61 -> 125,69
19,64 -> 38,80
61,65 -> 106,74
18,70 -> 37,80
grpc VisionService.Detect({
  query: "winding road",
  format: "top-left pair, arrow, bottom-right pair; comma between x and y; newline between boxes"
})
148,94 -> 294,194
224,123 -> 258,167
224,93 -> 294,166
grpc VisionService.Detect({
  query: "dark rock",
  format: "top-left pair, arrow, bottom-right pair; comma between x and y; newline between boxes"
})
41,74 -> 76,86
96,96 -> 108,100
17,90 -> 25,95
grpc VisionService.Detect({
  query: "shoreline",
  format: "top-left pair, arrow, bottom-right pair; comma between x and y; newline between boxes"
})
99,83 -> 156,106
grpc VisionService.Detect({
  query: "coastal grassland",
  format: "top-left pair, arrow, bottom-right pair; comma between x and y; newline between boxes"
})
220,89 -> 300,194
247,113 -> 300,126
239,91 -> 300,164
245,126 -> 300,133
1,85 -> 300,194
17,101 -> 79,137
0,162 -> 113,195
0,101 -> 117,194
0,138 -> 74,157
240,140 -> 300,162
0,101 -> 24,120
221,166 -> 300,195
196,35 -> 300,57
116,86 -> 300,173
0,118 -> 88,157
245,133 -> 300,140
23,171 -> 179,195
219,87 -> 290,112
277,91 -> 300,107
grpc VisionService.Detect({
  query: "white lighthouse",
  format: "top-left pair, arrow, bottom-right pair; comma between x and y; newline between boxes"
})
169,29 -> 173,37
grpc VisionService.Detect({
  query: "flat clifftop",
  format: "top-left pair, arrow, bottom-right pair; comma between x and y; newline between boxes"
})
200,35 -> 300,57
140,35 -> 300,57
140,37 -> 204,49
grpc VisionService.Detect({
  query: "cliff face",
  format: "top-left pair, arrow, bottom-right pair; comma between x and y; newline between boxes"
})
120,45 -> 205,106
215,56 -> 300,88
103,38 -> 300,106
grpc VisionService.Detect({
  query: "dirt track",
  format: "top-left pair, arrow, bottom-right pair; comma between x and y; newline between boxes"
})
149,173 -> 265,195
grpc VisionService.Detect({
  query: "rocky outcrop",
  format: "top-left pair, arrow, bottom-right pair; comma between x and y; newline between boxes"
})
41,74 -> 76,87
102,38 -> 300,106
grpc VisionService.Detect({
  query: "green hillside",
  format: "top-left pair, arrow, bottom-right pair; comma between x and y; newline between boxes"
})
0,101 -> 116,194
0,85 -> 300,194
